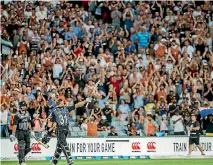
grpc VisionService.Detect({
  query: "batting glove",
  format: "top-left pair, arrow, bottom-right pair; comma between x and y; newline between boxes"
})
10,133 -> 16,142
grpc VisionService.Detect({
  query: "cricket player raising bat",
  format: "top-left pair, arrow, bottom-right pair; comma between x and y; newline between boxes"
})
50,99 -> 75,165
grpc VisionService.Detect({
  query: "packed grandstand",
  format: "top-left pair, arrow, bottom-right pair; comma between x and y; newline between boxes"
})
0,0 -> 213,139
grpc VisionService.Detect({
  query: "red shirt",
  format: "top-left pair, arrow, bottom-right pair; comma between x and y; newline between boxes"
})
109,76 -> 123,96
74,47 -> 83,57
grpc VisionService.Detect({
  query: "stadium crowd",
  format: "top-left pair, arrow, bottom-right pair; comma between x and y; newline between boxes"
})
0,0 -> 213,138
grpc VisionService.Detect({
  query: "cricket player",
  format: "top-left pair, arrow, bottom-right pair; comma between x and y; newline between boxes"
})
10,101 -> 34,165
50,99 -> 75,165
187,113 -> 205,156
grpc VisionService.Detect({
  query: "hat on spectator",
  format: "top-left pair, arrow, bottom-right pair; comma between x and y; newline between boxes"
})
89,66 -> 95,70
110,126 -> 115,129
36,64 -> 41,68
36,87 -> 41,91
147,112 -> 153,117
161,39 -> 167,42
14,88 -> 19,92
162,114 -> 167,118
167,57 -> 172,61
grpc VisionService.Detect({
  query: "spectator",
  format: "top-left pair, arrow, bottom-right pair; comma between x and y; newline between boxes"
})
172,110 -> 185,135
8,106 -> 17,135
144,113 -> 159,136
108,126 -> 118,136
98,115 -> 109,131
132,108 -> 144,136
160,114 -> 169,136
118,100 -> 130,121
80,118 -> 88,134
102,103 -> 113,125
206,114 -> 213,136
0,103 -> 9,137
127,123 -> 137,136
87,116 -> 98,137
111,6 -> 122,30
33,113 -> 42,132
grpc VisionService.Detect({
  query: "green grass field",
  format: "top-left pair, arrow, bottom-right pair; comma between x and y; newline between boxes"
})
1,159 -> 212,165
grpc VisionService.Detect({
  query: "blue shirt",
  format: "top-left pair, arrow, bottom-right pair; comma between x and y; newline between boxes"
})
134,121 -> 142,131
130,33 -> 137,43
125,44 -> 136,54
48,99 -> 56,114
25,94 -> 35,101
97,97 -> 108,109
57,27 -> 64,34
137,31 -> 150,48
124,19 -> 133,32
118,104 -> 130,114
72,26 -> 81,36
77,30 -> 84,40
64,32 -> 74,40
43,35 -> 52,42
134,95 -> 144,109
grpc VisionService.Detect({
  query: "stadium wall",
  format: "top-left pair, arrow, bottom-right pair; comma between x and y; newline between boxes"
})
1,137 -> 213,161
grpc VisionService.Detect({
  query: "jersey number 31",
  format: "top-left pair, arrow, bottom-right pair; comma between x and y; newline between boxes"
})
59,114 -> 68,125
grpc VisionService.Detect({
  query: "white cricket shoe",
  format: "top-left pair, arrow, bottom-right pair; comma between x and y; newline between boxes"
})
67,160 -> 74,165
20,162 -> 27,165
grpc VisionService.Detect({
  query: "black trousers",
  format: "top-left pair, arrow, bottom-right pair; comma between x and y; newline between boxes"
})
53,127 -> 72,164
16,130 -> 31,164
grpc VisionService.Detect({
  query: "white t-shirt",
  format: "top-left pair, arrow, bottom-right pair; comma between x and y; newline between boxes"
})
36,10 -> 47,22
0,110 -> 8,125
53,64 -> 63,78
24,11 -> 32,19
207,37 -> 212,50
181,45 -> 195,59
129,72 -> 142,84
166,63 -> 173,72
160,120 -> 169,131
81,123 -> 88,132
172,115 -> 184,132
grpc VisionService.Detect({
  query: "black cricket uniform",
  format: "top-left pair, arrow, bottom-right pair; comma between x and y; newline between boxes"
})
14,111 -> 31,164
51,106 -> 74,165
188,120 -> 200,145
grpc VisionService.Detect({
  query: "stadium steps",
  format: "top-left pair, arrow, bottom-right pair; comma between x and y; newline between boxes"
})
78,132 -> 86,137
71,132 -> 78,137
69,121 -> 76,127
72,126 -> 81,132
98,131 -> 108,137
